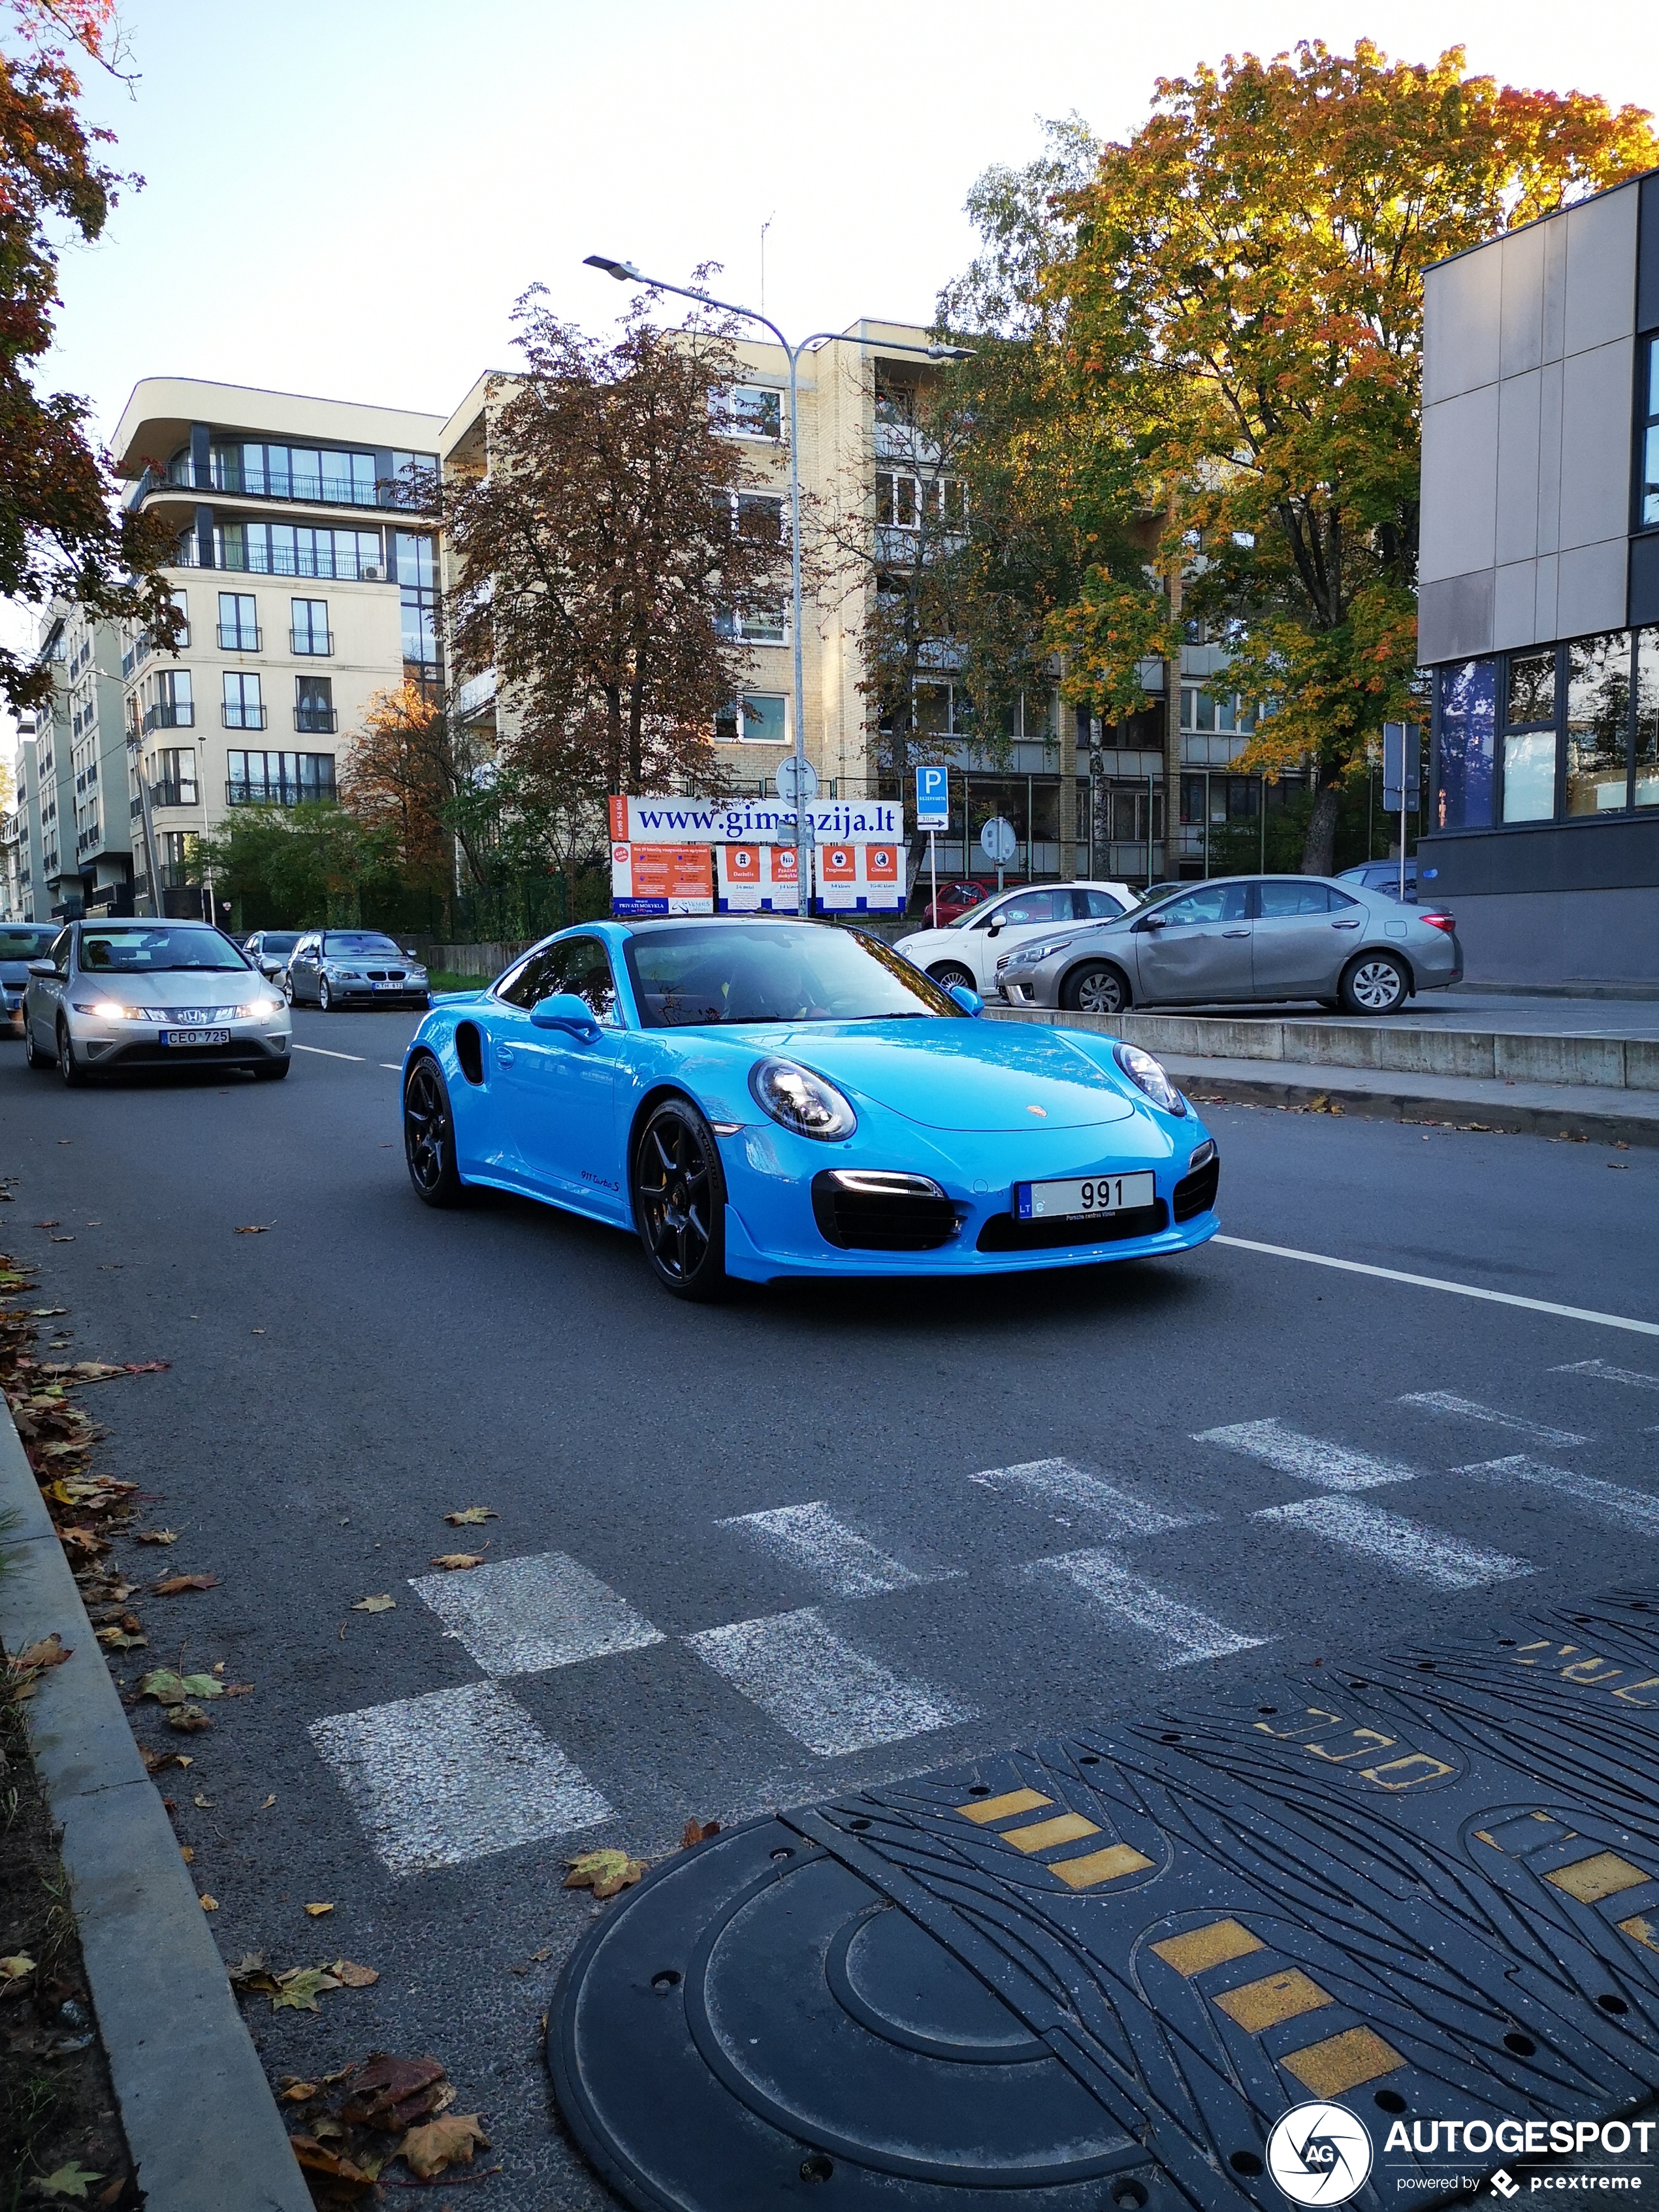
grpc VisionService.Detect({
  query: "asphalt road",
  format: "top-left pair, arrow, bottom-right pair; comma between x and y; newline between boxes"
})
4,1008 -> 1658,2209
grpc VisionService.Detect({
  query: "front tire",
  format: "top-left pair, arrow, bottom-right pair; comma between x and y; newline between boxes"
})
253,1057 -> 291,1082
56,1022 -> 88,1088
404,1053 -> 466,1206
632,1098 -> 728,1301
1061,960 -> 1131,1016
25,1023 -> 52,1071
281,972 -> 295,1005
1340,952 -> 1408,1016
926,961 -> 975,993
318,977 -> 334,1012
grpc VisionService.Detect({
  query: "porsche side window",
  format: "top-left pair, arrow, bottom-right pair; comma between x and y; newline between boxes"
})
555,938 -> 620,1025
496,946 -> 564,1010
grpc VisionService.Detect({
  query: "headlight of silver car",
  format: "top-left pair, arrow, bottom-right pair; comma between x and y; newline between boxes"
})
1114,1042 -> 1186,1117
748,1057 -> 858,1142
999,935 -> 1078,976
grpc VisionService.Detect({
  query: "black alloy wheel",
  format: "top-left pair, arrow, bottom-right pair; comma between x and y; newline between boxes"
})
927,962 -> 975,993
1061,960 -> 1130,1016
56,1021 -> 87,1088
1339,951 -> 1408,1016
632,1098 -> 728,1300
404,1053 -> 466,1206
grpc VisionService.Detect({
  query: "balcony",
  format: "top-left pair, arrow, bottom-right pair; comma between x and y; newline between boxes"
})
291,630 -> 332,656
142,702 -> 195,732
227,771 -> 337,808
294,706 -> 337,735
172,539 -> 384,582
217,624 -> 261,652
222,704 -> 268,731
155,455 -> 434,513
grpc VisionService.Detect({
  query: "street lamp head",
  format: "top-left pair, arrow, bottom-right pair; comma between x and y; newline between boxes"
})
927,343 -> 976,361
583,255 -> 642,283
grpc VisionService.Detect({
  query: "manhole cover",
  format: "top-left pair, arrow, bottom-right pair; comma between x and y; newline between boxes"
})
551,1592 -> 1659,2207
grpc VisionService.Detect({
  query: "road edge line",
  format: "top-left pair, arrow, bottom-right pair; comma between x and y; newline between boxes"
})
0,1403 -> 310,2210
1216,1234 -> 1659,1339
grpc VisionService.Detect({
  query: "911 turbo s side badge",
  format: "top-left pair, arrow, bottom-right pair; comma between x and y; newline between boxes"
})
1026,1104 -> 1048,1117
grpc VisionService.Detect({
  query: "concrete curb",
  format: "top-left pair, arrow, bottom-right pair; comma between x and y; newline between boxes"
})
984,1002 -> 1659,1091
1154,1063 -> 1659,1147
0,1405 -> 310,2212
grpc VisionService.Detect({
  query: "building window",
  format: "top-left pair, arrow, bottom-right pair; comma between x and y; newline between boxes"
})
214,521 -> 382,580
1638,629 -> 1659,810
1641,340 -> 1659,529
217,592 -> 259,650
144,669 -> 193,731
715,385 -> 782,440
210,441 -> 381,507
395,532 -> 439,675
226,750 -> 336,805
291,598 -> 330,654
1501,649 -> 1556,822
715,694 -> 789,745
877,471 -> 918,530
1565,634 -> 1634,816
1434,661 -> 1497,831
295,675 -> 336,734
223,671 -> 265,730
150,747 -> 198,809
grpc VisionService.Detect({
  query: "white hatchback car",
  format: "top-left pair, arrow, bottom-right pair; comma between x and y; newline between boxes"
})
894,880 -> 1138,996
23,917 -> 293,1086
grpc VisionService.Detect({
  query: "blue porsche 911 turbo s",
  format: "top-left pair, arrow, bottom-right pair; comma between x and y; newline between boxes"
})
400,917 -> 1220,1298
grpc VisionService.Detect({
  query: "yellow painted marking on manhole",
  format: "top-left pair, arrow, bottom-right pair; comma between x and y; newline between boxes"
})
1213,1968 -> 1334,2033
1002,1812 -> 1100,1854
1472,1829 -> 1498,1848
1050,1843 -> 1155,1892
1283,2026 -> 1406,2099
956,1789 -> 1053,1827
1151,1920 -> 1266,1978
1546,1851 -> 1649,1904
1618,1914 -> 1659,1955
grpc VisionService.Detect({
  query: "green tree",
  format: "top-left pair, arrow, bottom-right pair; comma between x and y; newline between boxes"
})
0,1 -> 180,711
191,805 -> 398,930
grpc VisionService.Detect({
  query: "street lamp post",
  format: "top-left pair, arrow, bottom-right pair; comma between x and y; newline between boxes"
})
585,255 -> 970,916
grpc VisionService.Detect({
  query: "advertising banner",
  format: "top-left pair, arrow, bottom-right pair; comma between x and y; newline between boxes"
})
609,794 -> 903,846
609,841 -> 715,916
716,843 -> 801,912
815,842 -> 905,912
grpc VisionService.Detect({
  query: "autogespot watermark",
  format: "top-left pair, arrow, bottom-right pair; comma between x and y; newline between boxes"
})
1264,2103 -> 1657,2206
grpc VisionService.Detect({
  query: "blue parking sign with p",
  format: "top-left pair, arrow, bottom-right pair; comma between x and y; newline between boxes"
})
916,765 -> 949,830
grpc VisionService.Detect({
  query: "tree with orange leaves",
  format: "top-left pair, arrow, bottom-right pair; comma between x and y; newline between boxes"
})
341,681 -> 468,892
967,43 -> 1659,871
0,1 -> 180,710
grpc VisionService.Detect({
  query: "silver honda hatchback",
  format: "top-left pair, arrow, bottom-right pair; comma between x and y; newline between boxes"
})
995,875 -> 1462,1016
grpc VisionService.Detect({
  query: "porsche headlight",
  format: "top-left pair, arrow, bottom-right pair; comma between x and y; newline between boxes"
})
1114,1042 -> 1186,1117
748,1057 -> 857,1142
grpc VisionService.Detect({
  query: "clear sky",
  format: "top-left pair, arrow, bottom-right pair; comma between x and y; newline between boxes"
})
4,0 -> 1656,743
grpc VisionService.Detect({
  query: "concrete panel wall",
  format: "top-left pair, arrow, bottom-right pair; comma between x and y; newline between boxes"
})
1419,180 -> 1638,664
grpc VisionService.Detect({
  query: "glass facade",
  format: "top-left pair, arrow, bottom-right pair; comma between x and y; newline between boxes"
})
214,521 -> 383,579
1434,630 -> 1659,834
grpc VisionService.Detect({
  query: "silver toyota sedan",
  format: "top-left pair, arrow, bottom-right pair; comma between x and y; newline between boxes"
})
995,875 -> 1462,1016
22,918 -> 292,1085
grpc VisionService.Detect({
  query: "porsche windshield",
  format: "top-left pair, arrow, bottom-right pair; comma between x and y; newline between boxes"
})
626,922 -> 960,1027
78,925 -> 250,973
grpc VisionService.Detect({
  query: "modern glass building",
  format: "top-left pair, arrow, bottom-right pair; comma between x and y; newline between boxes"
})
1419,171 -> 1659,985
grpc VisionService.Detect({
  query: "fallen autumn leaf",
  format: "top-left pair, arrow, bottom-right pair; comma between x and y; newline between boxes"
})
304,1902 -> 334,1917
152,1573 -> 219,1595
199,1894 -> 218,1912
442,1507 -> 498,1526
134,1529 -> 178,1545
428,1552 -> 485,1571
399,2111 -> 491,2179
564,1848 -> 647,1900
350,1594 -> 395,1612
330,1959 -> 379,1988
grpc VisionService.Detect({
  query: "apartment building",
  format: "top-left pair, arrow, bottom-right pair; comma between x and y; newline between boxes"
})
439,323 -> 1274,891
0,603 -> 130,923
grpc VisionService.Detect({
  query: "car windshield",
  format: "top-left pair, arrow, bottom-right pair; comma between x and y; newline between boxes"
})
78,925 -> 249,973
260,931 -> 301,952
946,897 -> 996,929
626,922 -> 961,1027
0,926 -> 57,959
324,933 -> 402,955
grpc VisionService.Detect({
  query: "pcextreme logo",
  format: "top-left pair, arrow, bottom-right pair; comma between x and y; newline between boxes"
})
1266,2102 -> 1374,2205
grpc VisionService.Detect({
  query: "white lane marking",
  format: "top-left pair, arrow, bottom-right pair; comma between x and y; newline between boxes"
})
410,1552 -> 665,1676
1552,1358 -> 1659,1392
1195,1419 -> 1418,1490
717,1502 -> 926,1597
293,1043 -> 366,1062
1027,1550 -> 1268,1667
684,1607 -> 977,1757
1455,1454 -> 1659,1534
381,1062 -> 403,1070
1216,1235 -> 1659,1339
308,1680 -> 611,1874
969,1458 -> 1208,1535
1252,1497 -> 1532,1588
1398,1391 -> 1589,1446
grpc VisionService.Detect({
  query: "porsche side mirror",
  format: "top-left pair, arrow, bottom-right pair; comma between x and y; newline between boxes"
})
26,959 -> 57,978
530,991 -> 602,1039
946,982 -> 984,1017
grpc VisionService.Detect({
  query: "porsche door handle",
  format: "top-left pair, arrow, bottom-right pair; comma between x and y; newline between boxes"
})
496,1046 -> 515,1064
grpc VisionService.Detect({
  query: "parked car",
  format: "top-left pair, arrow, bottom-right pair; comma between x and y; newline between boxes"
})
21,918 -> 291,1085
995,874 -> 1461,1017
1,922 -> 61,1033
282,931 -> 430,1011
894,880 -> 1139,996
400,916 -> 1219,1299
244,929 -> 304,980
910,878 -> 1025,929
1338,859 -> 1418,902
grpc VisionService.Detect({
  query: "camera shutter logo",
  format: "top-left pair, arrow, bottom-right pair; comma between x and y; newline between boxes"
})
1264,2100 -> 1374,2205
